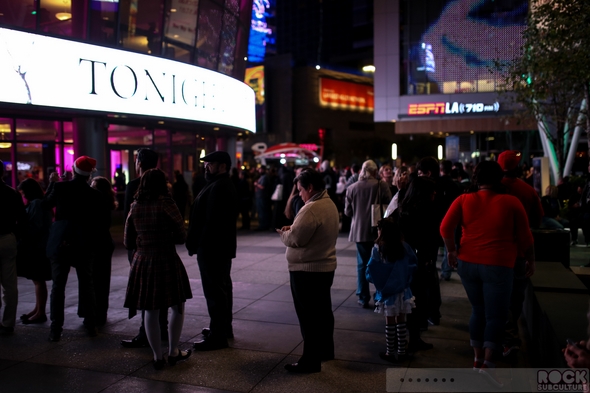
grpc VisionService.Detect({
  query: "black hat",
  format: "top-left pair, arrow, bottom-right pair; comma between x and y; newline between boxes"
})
201,151 -> 231,167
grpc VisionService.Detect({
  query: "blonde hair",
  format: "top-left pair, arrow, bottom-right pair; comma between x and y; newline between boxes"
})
359,160 -> 378,181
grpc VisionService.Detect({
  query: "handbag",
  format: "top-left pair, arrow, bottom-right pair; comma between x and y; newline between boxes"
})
271,184 -> 284,201
371,180 -> 386,227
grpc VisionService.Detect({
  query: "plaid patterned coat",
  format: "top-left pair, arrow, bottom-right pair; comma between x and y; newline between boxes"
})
123,196 -> 192,316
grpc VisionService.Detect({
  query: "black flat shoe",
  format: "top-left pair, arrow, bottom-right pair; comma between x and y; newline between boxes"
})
22,315 -> 47,325
153,359 -> 165,370
379,352 -> 398,363
202,327 -> 234,339
168,349 -> 192,366
48,330 -> 61,342
284,362 -> 321,373
20,314 -> 30,321
121,336 -> 150,348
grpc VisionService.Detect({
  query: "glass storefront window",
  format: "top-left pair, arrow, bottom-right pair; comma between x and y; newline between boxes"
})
163,0 -> 198,62
88,0 -> 119,45
0,1 -> 37,30
119,0 -> 164,55
195,0 -> 223,70
108,124 -> 153,146
15,119 -> 59,141
15,142 -> 56,188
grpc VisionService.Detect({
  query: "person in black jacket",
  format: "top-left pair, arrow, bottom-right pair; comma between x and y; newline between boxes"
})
42,156 -> 104,342
187,151 -> 238,350
0,160 -> 27,335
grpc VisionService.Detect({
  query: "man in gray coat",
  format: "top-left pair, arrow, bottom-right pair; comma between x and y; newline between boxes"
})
344,160 -> 392,308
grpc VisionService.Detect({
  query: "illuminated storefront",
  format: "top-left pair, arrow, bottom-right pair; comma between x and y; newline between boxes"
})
0,0 -> 255,187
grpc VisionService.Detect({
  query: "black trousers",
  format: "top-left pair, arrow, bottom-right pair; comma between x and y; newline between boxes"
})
290,270 -> 335,367
198,255 -> 233,341
50,253 -> 96,332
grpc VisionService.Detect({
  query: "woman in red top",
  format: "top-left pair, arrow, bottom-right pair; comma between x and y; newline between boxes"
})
440,161 -> 534,386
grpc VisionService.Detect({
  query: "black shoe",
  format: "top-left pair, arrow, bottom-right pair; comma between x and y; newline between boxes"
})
0,326 -> 14,335
583,262 -> 590,268
168,349 -> 192,366
427,318 -> 440,326
121,336 -> 149,348
22,315 -> 47,325
20,314 -> 30,322
193,337 -> 228,351
153,359 -> 165,370
408,339 -> 434,352
48,329 -> 61,342
83,322 -> 98,337
202,327 -> 234,339
284,362 -> 321,373
379,352 -> 398,363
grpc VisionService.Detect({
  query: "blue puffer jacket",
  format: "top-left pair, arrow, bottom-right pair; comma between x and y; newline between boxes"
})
366,242 -> 417,303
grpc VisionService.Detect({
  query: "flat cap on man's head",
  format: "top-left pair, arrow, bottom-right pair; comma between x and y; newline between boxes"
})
201,151 -> 231,167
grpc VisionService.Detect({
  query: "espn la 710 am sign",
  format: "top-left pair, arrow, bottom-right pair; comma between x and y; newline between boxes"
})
408,101 -> 500,116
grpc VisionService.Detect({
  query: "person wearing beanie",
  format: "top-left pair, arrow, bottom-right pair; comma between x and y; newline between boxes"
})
497,150 -> 543,358
42,155 -> 105,342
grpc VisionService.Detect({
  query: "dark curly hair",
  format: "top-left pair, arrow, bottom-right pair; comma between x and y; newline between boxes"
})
17,178 -> 44,202
135,168 -> 170,202
472,161 -> 505,193
375,216 -> 405,262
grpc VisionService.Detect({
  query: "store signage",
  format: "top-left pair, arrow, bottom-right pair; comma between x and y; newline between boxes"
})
319,78 -> 374,111
407,101 -> 500,116
0,28 -> 256,133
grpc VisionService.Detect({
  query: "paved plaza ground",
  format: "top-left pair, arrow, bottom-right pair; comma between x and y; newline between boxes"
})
0,220 -> 588,392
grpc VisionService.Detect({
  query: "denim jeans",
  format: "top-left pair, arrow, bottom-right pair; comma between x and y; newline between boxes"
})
440,244 -> 453,280
356,242 -> 374,305
457,259 -> 513,351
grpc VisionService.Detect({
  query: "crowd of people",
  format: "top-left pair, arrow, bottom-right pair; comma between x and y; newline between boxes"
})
2,148 -> 590,379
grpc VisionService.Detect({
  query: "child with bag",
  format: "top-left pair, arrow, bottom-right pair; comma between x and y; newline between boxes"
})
366,216 -> 417,362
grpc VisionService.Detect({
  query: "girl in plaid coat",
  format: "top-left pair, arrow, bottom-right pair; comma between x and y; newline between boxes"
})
124,169 -> 193,369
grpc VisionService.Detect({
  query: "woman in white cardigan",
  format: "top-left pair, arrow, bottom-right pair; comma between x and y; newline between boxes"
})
277,168 -> 340,373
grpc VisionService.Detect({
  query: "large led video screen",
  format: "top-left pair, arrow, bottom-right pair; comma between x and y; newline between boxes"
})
402,0 -> 527,95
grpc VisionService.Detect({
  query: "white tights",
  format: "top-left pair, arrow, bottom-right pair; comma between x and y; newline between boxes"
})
144,304 -> 185,361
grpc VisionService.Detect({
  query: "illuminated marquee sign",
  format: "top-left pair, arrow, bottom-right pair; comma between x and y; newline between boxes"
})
0,28 -> 256,133
320,78 -> 374,111
408,101 -> 500,116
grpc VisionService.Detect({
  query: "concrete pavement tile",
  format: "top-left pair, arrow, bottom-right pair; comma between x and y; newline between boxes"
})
0,327 -> 72,361
132,348 -> 286,393
248,259 -> 289,272
421,316 -> 470,341
228,320 -> 303,353
250,355 -> 390,393
333,304 -> 383,333
231,269 -> 289,285
29,333 -> 156,374
439,280 -> 468,298
100,375 -> 234,393
407,337 -> 474,368
259,284 -> 292,302
439,296 -> 473,319
0,362 -> 125,393
232,299 -> 299,325
231,282 -> 284,299
0,359 -> 17,371
330,274 -> 357,291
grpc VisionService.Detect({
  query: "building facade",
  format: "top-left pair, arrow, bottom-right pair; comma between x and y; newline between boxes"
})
374,0 -> 550,167
0,0 -> 255,188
